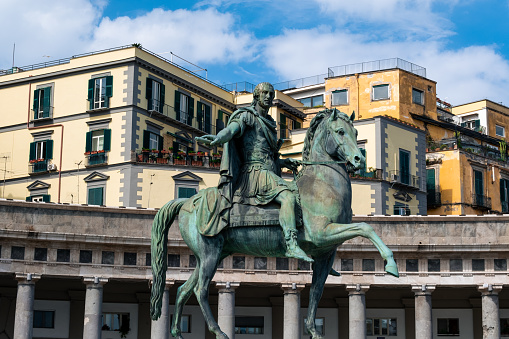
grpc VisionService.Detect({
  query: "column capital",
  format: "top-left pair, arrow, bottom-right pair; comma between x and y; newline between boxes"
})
477,283 -> 503,296
15,273 -> 41,284
412,284 -> 436,296
281,283 -> 306,294
345,284 -> 370,295
83,276 -> 108,287
216,281 -> 240,292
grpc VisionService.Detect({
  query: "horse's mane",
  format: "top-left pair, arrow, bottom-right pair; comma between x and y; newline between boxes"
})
302,109 -> 352,162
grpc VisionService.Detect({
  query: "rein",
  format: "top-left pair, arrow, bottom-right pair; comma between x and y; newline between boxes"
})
299,160 -> 346,165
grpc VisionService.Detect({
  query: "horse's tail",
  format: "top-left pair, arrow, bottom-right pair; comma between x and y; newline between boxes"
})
150,198 -> 187,320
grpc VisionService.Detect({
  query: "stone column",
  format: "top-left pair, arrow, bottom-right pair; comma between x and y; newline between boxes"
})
216,282 -> 240,339
151,281 -> 174,339
13,273 -> 40,339
281,283 -> 305,339
412,284 -> 436,339
346,284 -> 369,339
478,284 -> 503,339
83,277 -> 108,339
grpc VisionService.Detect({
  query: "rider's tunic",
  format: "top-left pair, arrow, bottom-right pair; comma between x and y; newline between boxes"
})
230,110 -> 291,206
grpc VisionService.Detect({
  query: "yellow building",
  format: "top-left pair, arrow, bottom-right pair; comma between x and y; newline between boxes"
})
0,46 -> 303,208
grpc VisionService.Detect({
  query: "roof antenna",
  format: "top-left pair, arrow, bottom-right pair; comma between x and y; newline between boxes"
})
12,43 -> 15,68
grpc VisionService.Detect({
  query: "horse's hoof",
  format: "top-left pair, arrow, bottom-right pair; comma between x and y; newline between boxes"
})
385,262 -> 399,277
329,268 -> 341,276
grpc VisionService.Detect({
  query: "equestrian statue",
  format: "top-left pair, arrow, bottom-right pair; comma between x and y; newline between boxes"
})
150,82 -> 399,339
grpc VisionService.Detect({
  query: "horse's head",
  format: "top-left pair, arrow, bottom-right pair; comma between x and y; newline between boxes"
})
324,109 -> 365,172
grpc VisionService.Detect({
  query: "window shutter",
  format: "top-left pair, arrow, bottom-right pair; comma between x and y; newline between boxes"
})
105,76 -> 113,108
173,141 -> 178,154
42,87 -> 51,118
87,79 -> 95,110
160,83 -> 165,110
158,135 -> 163,151
29,142 -> 36,161
45,140 -> 54,159
280,114 -> 287,128
26,196 -> 33,202
143,130 -> 150,149
197,103 -> 203,131
174,90 -> 181,121
42,194 -> 51,203
427,168 -> 436,194
461,122 -> 466,128
103,129 -> 111,152
88,187 -> 103,205
146,78 -> 153,111
187,97 -> 194,125
475,119 -> 480,129
218,110 -> 223,121
205,105 -> 211,134
33,89 -> 40,119
85,131 -> 92,152
474,170 -> 483,196
294,120 -> 301,129
500,179 -> 506,203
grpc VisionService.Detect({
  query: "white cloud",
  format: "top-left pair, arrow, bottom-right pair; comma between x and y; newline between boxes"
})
263,28 -> 509,105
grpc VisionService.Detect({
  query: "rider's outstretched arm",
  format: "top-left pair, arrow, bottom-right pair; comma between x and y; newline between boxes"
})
211,122 -> 241,146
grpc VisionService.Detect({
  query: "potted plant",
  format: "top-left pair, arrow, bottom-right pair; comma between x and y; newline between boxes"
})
142,148 -> 150,153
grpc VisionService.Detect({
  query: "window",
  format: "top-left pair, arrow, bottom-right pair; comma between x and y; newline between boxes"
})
366,318 -> 397,336
495,259 -> 507,271
217,110 -> 230,133
34,248 -> 47,261
412,88 -> 424,105
33,310 -> 55,329
197,102 -> 212,133
170,314 -> 191,333
177,187 -> 197,199
341,258 -> 353,271
79,250 -> 93,264
29,140 -> 54,172
406,259 -> 418,272
372,84 -> 390,101
428,259 -> 440,272
473,169 -> 484,204
450,259 -> 463,272
102,251 -> 114,265
57,249 -> 70,262
33,87 -> 52,119
26,195 -> 50,202
332,89 -> 348,106
102,313 -> 130,332
501,178 -> 509,213
88,76 -> 113,110
146,253 -> 151,266
399,149 -> 410,185
298,95 -> 323,108
472,259 -> 485,271
437,318 -> 459,336
462,119 -> 480,131
493,125 -> 506,138
143,130 -> 163,151
394,203 -> 410,216
86,129 -> 111,153
88,187 -> 104,205
298,259 -> 311,271
254,257 -> 267,270
235,316 -> 264,334
501,318 -> 509,336
304,318 -> 324,336
276,257 -> 289,270
175,91 -> 194,125
362,259 -> 375,271
146,78 -> 165,113
168,254 -> 180,267
124,252 -> 137,265
233,256 -> 245,269
189,255 -> 197,268
11,246 -> 25,260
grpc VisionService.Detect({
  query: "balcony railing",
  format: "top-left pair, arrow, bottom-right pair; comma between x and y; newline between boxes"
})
85,152 -> 107,166
354,168 -> 383,180
222,82 -> 256,93
31,106 -> 54,120
273,74 -> 328,91
29,159 -> 49,173
328,58 -> 426,78
388,170 -> 421,189
472,193 -> 492,210
427,191 -> 442,208
136,151 -> 222,169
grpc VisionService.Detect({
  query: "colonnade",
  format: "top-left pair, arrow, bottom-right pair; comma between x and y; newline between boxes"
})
11,274 -> 505,339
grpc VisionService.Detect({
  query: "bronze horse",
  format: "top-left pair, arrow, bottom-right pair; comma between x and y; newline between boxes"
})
150,109 -> 398,339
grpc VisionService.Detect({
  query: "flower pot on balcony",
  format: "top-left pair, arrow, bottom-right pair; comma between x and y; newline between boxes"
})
156,158 -> 167,164
174,159 -> 186,166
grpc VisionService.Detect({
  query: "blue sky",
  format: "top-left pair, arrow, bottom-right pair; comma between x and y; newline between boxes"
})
1,0 -> 509,105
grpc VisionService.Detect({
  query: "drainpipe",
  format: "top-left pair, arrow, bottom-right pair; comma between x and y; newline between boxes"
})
355,73 -> 360,119
27,81 -> 64,203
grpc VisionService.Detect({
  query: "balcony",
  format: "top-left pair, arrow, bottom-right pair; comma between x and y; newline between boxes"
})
472,193 -> 492,210
328,58 -> 426,78
352,168 -> 383,180
388,170 -> 421,190
29,159 -> 49,174
136,150 -> 222,169
427,191 -> 442,208
85,152 -> 107,167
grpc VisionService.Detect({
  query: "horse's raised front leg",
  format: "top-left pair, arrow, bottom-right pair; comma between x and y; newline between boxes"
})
305,250 -> 336,339
312,222 -> 398,277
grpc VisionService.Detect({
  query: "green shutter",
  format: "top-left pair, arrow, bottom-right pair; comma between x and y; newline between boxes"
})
218,110 -> 223,121
88,187 -> 103,205
196,102 -> 203,130
174,90 -> 181,121
205,105 -> 211,134
42,87 -> 51,118
160,83 -> 165,109
146,78 -> 153,111
280,114 -> 287,128
294,120 -> 301,129
474,170 -> 483,196
427,169 -> 436,194
45,140 -> 54,160
42,194 -> 50,203
461,122 -> 466,128
33,89 -> 40,119
103,129 -> 111,152
187,97 -> 194,125
399,150 -> 410,185
26,196 -> 33,202
88,79 -> 95,110
172,141 -> 178,154
29,142 -> 36,161
475,120 -> 480,129
143,130 -> 150,149
85,131 -> 92,152
105,76 -> 113,108
178,187 -> 197,199
158,135 -> 163,151
500,179 -> 507,202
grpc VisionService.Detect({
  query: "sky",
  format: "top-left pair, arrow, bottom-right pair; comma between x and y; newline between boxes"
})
1,0 -> 509,106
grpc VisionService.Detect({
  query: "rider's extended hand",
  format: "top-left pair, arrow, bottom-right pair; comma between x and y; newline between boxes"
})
282,158 -> 300,172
